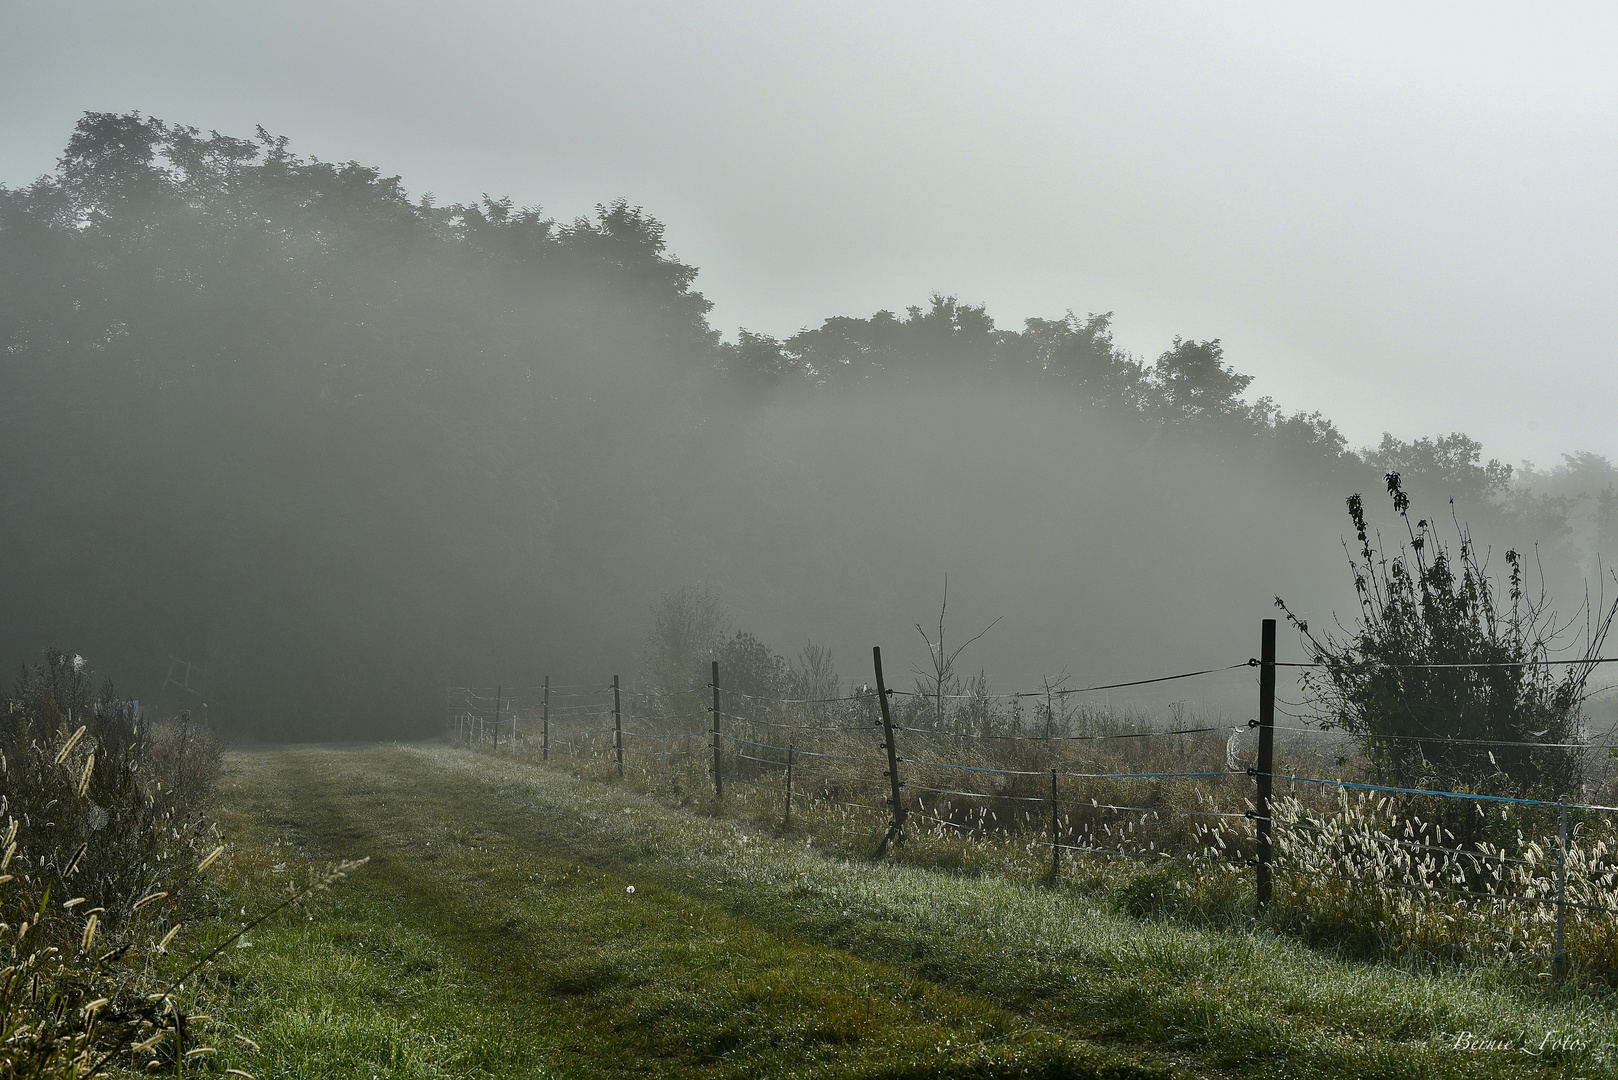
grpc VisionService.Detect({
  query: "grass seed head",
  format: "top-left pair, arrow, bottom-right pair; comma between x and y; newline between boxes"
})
54,725 -> 87,766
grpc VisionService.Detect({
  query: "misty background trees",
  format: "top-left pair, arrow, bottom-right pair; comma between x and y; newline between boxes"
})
4,112 -> 1616,739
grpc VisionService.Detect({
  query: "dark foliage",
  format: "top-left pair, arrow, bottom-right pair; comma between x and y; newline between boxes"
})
1278,475 -> 1615,796
715,631 -> 792,707
0,649 -> 234,1078
2,111 -> 1597,742
1,652 -> 217,916
0,113 -> 720,738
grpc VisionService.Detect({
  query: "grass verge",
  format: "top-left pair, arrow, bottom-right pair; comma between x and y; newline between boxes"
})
198,745 -> 1162,1078
196,743 -> 1618,1078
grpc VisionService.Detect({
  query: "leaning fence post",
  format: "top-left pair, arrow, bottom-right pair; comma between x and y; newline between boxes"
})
711,661 -> 723,800
1556,794 -> 1569,980
613,675 -> 623,779
542,676 -> 550,762
1255,619 -> 1276,908
1050,768 -> 1060,882
873,646 -> 907,857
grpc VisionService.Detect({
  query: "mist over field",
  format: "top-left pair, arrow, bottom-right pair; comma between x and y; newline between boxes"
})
3,113 -> 1617,739
15,14 -> 1618,1077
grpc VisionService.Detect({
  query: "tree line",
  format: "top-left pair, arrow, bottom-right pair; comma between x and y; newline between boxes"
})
3,111 -> 1614,738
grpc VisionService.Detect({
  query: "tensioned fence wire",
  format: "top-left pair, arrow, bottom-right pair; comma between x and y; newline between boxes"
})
446,650 -> 1618,941
704,716 -> 1253,848
1253,771 -> 1618,815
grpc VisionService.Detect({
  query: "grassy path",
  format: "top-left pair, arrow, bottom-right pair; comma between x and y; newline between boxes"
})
201,744 -> 1618,1078
206,744 -> 1157,1079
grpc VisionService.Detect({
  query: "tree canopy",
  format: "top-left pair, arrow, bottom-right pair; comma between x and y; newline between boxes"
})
2,112 -> 1611,738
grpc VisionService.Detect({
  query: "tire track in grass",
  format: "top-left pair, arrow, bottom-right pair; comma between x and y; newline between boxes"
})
370,744 -> 1618,1080
211,745 -> 1176,1080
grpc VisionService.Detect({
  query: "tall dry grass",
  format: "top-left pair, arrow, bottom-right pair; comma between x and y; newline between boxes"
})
0,652 -> 254,1076
480,683 -> 1618,979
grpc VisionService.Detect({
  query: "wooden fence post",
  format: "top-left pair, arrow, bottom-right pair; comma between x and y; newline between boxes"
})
613,675 -> 623,779
1255,619 -> 1276,908
1556,795 -> 1569,979
711,661 -> 723,800
785,742 -> 794,827
1050,768 -> 1060,882
542,676 -> 549,762
493,685 -> 502,751
873,646 -> 907,857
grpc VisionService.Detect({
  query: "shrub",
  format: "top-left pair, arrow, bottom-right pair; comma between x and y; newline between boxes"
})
147,710 -> 224,811
1277,473 -> 1615,797
1114,865 -> 1184,920
0,651 -> 351,1077
1,652 -> 217,915
0,814 -> 364,1078
0,650 -> 208,1078
643,587 -> 726,695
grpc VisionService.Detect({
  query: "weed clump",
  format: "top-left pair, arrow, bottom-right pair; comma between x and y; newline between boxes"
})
2,651 -> 219,915
0,651 -> 236,1076
1114,861 -> 1251,928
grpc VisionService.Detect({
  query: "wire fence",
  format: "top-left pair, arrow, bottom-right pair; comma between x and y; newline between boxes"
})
445,620 -> 1618,980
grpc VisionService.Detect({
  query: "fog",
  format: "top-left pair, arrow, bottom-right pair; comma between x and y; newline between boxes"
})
4,103 -> 1618,738
6,4 -> 1618,467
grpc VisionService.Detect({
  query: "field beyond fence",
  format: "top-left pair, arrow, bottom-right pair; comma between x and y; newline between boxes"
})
445,620 -> 1618,982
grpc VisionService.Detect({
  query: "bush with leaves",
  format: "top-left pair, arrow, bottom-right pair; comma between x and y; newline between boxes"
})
146,710 -> 224,814
1277,474 -> 1616,797
642,586 -> 727,725
641,587 -> 836,728
0,651 -> 360,1077
1,652 -> 218,916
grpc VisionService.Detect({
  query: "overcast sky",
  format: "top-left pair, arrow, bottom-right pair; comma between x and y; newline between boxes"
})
5,1 -> 1616,469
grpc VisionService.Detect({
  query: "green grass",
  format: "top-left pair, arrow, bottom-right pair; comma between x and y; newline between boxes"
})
191,744 -> 1618,1078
